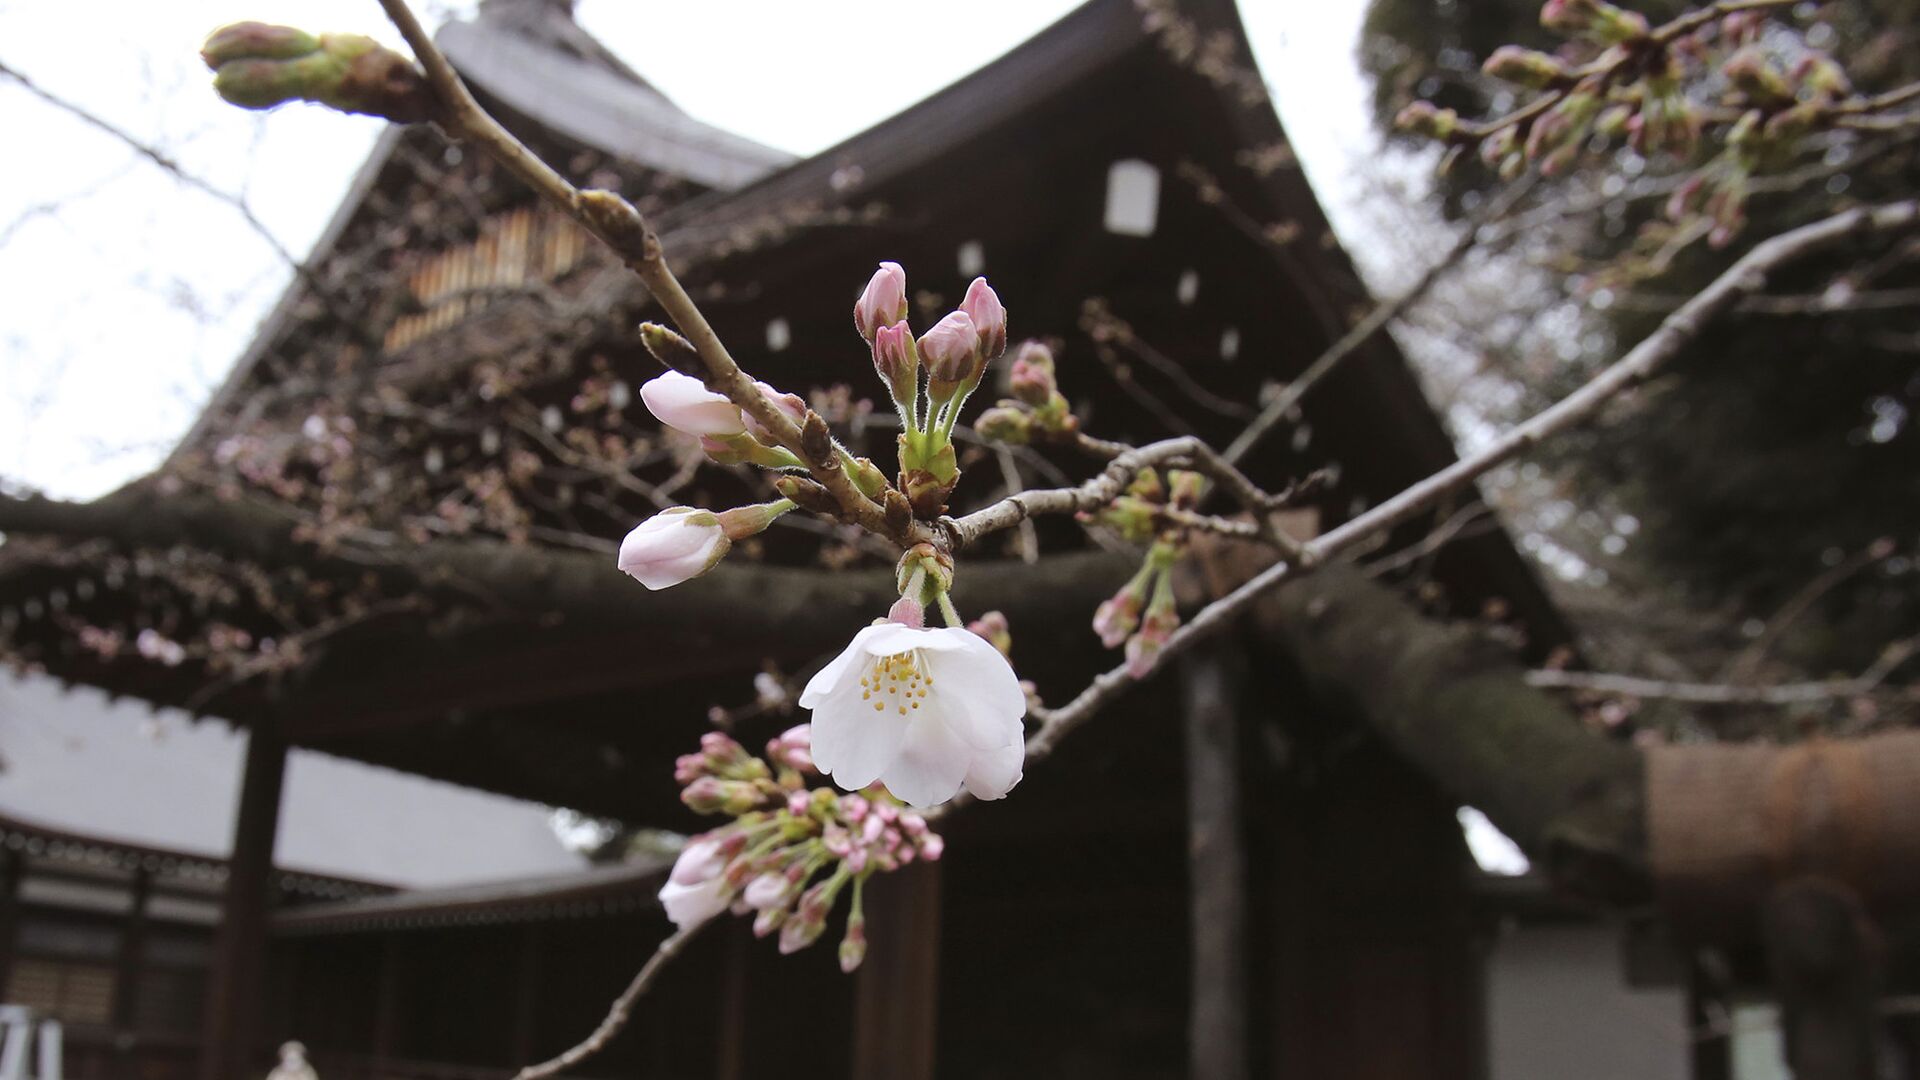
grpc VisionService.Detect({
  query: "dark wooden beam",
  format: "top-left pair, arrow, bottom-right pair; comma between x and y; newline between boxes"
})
0,850 -> 21,1001
1182,651 -> 1249,1080
112,867 -> 153,1045
198,727 -> 288,1080
851,862 -> 942,1080
370,935 -> 402,1073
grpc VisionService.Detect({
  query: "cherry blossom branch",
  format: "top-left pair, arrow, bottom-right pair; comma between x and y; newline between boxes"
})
1026,198 -> 1920,761
944,435 -> 1304,558
510,921 -> 708,1080
1529,637 -> 1919,705
1442,0 -> 1798,144
371,0 -> 910,546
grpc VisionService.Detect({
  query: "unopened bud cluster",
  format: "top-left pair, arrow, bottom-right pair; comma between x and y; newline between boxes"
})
974,342 -> 1078,446
201,22 -> 433,123
1390,0 -> 1877,251
662,727 -> 944,973
1082,466 -> 1209,678
855,262 -> 1010,517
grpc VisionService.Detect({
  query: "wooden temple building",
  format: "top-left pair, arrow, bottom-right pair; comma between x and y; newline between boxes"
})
0,0 -> 1701,1077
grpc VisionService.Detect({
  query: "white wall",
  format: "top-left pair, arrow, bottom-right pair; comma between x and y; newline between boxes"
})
1487,923 -> 1691,1080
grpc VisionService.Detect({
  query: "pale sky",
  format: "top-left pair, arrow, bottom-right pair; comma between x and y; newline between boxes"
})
0,0 -> 1375,501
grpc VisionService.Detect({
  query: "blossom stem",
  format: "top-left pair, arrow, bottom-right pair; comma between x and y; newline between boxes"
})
936,592 -> 963,628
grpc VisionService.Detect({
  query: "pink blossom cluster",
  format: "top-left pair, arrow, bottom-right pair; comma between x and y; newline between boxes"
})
663,725 -> 944,973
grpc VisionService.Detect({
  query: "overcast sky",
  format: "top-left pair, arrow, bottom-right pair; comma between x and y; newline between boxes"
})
0,0 -> 1376,501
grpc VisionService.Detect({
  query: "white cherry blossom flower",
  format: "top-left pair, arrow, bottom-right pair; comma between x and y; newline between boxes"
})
658,833 -> 730,930
800,623 -> 1026,807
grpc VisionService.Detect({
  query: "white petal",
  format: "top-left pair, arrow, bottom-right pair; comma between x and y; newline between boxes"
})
881,707 -> 974,808
963,738 -> 1025,801
856,622 -> 965,657
810,680 -> 909,792
923,631 -> 1027,749
799,625 -> 891,708
659,877 -> 727,929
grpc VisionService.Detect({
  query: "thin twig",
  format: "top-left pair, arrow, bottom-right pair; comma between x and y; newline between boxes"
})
511,921 -> 709,1080
0,57 -> 374,345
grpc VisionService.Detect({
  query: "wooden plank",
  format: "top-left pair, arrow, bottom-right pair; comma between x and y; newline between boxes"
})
198,727 -> 287,1080
851,862 -> 942,1080
1183,652 -> 1249,1080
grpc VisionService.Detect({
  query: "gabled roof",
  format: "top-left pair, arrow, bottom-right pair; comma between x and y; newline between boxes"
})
439,15 -> 792,191
0,670 -> 588,889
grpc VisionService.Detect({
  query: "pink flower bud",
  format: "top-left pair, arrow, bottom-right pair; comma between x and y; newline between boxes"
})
753,905 -> 787,938
742,380 -> 807,444
1009,344 -> 1057,407
872,320 -> 918,398
887,596 -> 927,628
899,813 -> 927,837
861,814 -> 886,844
617,507 -> 729,590
916,833 -> 945,861
854,261 -> 908,341
960,277 -> 1007,359
768,725 -> 816,775
838,915 -> 868,973
640,371 -> 746,438
779,911 -> 827,954
841,794 -> 871,822
787,790 -> 811,815
744,873 -> 791,911
919,310 -> 981,386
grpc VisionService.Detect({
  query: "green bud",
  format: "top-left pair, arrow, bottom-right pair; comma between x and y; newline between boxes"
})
202,24 -> 433,123
974,405 -> 1032,445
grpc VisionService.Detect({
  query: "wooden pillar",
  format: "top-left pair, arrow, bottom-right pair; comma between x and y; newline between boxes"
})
0,849 -> 23,1000
1182,652 -> 1248,1080
851,861 -> 941,1080
370,935 -> 402,1073
113,868 -> 153,1041
199,727 -> 288,1080
1764,877 -> 1883,1080
508,925 -> 544,1068
714,923 -> 751,1080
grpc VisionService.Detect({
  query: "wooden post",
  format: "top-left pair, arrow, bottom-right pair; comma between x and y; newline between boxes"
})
1763,877 -> 1883,1080
113,868 -> 153,1042
851,861 -> 941,1080
198,727 -> 288,1080
508,925 -> 544,1067
0,849 -> 22,1000
370,935 -> 402,1074
1182,652 -> 1249,1080
715,923 -> 751,1080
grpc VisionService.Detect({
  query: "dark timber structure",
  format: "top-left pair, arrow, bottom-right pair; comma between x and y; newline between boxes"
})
0,0 -> 1650,1077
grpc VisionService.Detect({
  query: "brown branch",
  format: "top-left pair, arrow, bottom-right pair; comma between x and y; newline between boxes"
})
511,921 -> 708,1080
